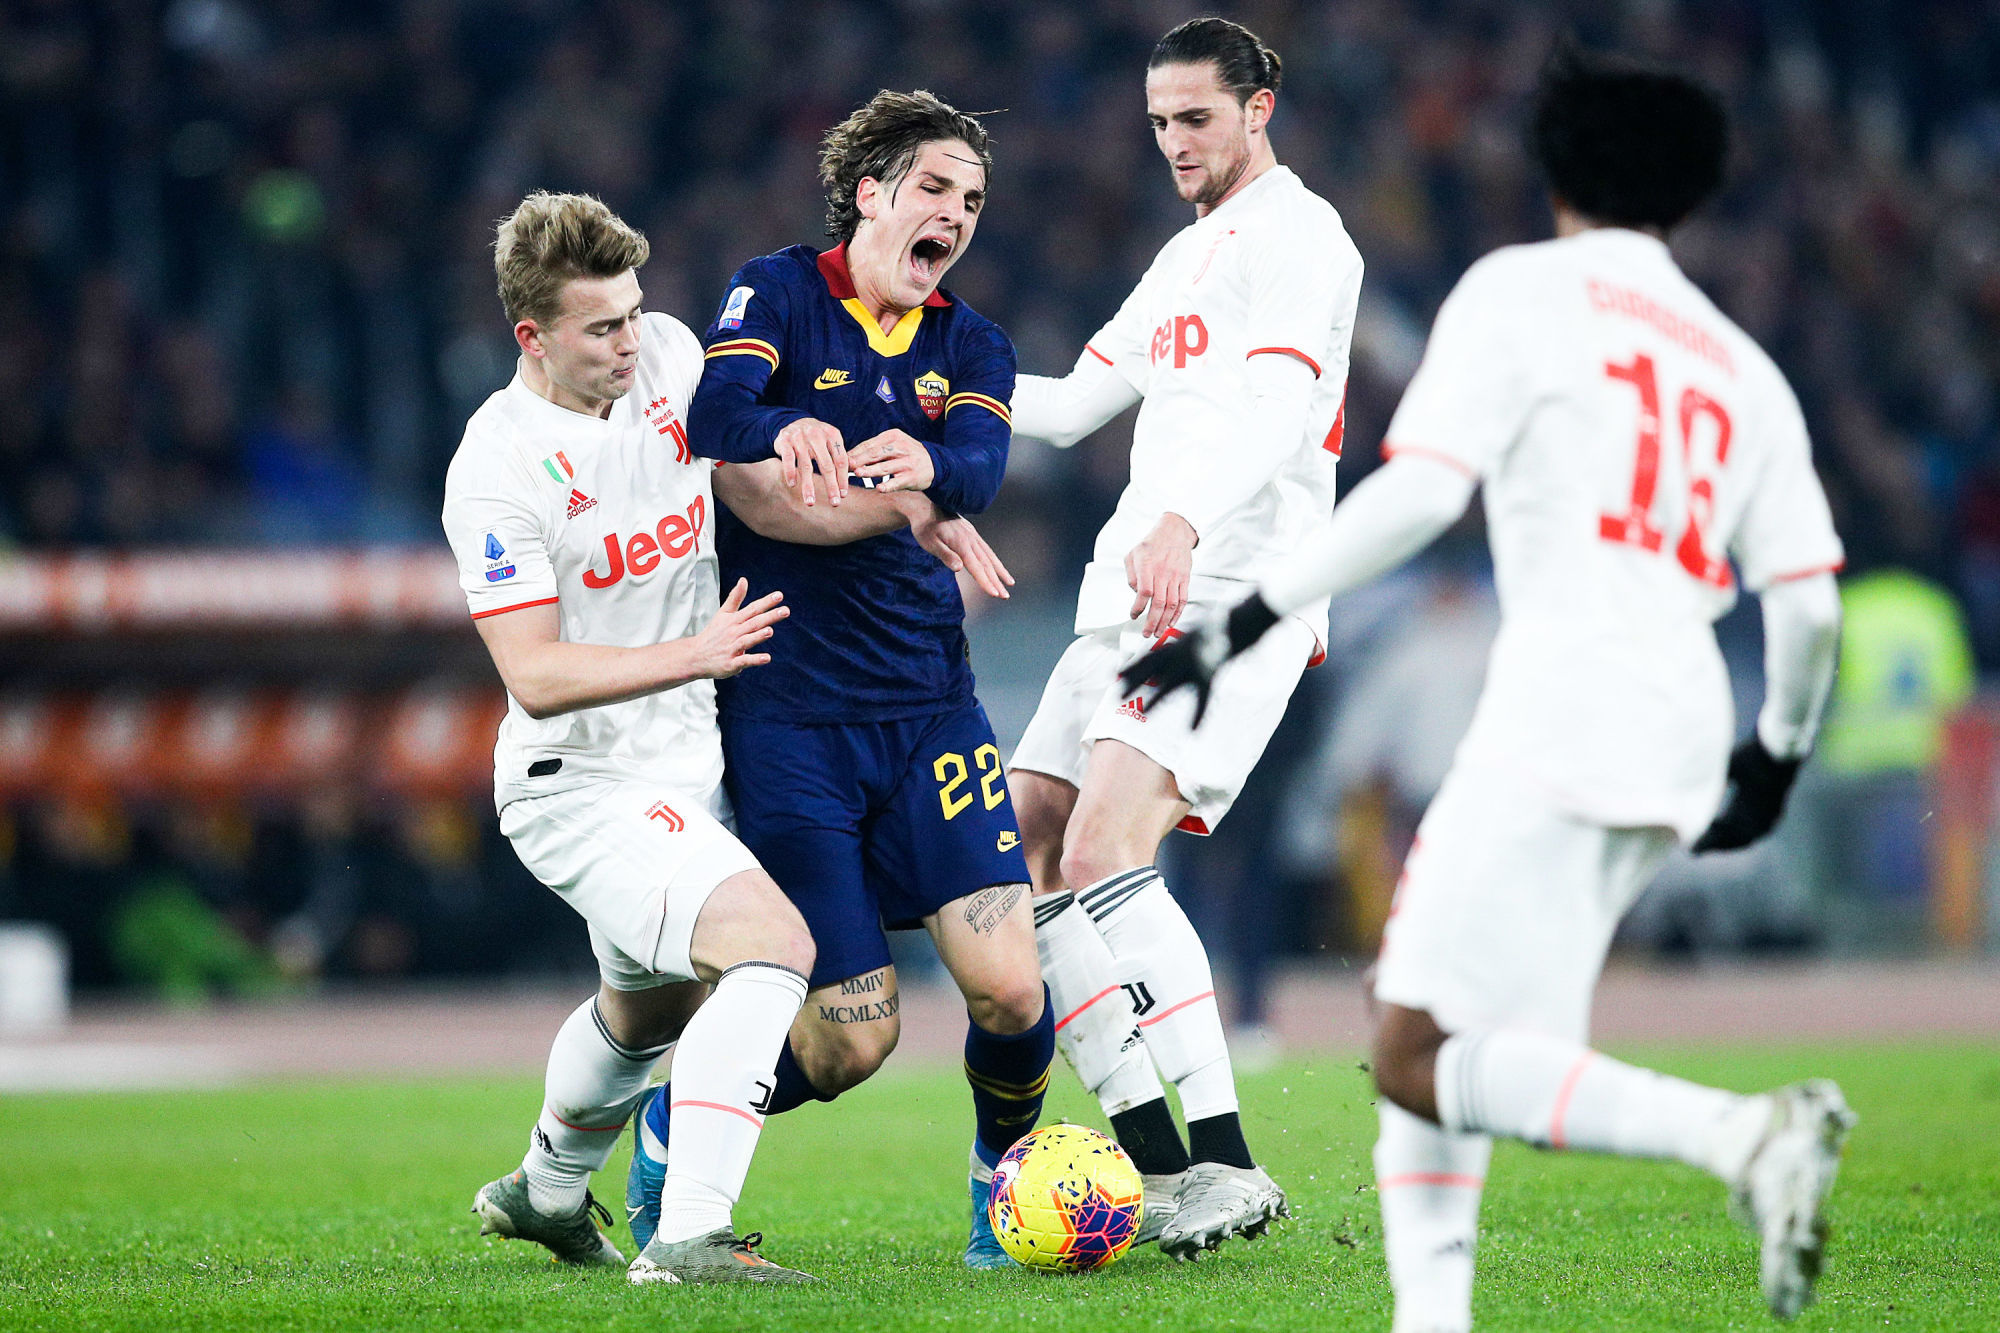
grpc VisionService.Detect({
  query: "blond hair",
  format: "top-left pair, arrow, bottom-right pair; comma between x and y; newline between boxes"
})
493,192 -> 650,326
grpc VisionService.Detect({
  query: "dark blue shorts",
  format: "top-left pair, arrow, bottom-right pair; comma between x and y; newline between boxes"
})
721,702 -> 1031,990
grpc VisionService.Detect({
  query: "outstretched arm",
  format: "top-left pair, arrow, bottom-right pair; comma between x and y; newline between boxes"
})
475,581 -> 787,720
1119,451 -> 1476,720
1011,349 -> 1142,449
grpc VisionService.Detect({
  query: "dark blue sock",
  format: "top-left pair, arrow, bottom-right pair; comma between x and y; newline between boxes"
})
764,1038 -> 835,1115
965,985 -> 1055,1163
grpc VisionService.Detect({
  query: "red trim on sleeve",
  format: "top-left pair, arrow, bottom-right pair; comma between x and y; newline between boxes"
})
1084,343 -> 1114,367
1247,346 -> 1322,378
1381,441 -> 1478,479
1765,560 -> 1845,584
1322,394 -> 1346,457
470,596 -> 559,621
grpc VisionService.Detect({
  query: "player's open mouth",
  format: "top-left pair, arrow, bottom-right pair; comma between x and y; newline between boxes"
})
909,233 -> 954,282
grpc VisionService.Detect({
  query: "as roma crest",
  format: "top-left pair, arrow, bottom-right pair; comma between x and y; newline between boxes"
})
915,370 -> 949,420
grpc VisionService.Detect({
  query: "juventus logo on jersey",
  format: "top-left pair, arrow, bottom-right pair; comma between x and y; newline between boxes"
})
1122,981 -> 1157,1016
750,1079 -> 776,1114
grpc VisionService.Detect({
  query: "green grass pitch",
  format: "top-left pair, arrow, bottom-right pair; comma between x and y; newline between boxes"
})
1,1043 -> 1995,1331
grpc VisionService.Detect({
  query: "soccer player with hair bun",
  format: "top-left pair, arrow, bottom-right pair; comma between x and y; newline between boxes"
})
1008,16 -> 1362,1259
1128,42 -> 1855,1326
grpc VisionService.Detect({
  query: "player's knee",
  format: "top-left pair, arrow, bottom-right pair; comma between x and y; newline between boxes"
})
811,1023 -> 899,1094
1057,838 -> 1131,894
966,974 -> 1046,1036
696,870 -> 814,978
1371,1007 -> 1447,1117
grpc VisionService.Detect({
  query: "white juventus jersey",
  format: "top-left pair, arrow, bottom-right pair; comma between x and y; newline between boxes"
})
1077,165 -> 1363,636
441,312 -> 724,811
1387,228 -> 1843,837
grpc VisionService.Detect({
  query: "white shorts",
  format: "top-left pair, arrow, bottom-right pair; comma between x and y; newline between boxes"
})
1010,609 -> 1315,833
499,777 -> 761,990
1373,761 -> 1676,1042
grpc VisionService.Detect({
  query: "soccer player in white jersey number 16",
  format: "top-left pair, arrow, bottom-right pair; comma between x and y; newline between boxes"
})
1129,45 -> 1856,1327
1007,17 -> 1362,1259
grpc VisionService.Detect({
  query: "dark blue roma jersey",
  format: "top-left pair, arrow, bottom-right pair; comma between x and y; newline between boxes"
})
687,243 -> 1016,723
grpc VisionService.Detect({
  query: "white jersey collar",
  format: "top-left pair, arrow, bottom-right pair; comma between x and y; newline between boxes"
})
1202,163 -> 1294,223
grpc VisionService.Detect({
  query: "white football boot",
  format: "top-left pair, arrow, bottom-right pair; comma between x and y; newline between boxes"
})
1134,1171 -> 1185,1246
1157,1162 -> 1289,1260
1731,1080 -> 1857,1319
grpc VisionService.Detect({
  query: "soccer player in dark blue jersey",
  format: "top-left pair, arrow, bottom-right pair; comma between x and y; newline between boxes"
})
627,90 -> 1053,1270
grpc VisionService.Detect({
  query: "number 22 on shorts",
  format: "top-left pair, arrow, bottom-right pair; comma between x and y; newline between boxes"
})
934,744 -> 1006,820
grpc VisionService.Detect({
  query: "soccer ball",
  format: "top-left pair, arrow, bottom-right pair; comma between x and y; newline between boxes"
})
987,1123 -> 1144,1271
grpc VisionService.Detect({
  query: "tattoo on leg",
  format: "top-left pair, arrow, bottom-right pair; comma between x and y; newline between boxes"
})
816,993 -> 900,1025
839,973 -> 887,996
962,884 -> 1025,936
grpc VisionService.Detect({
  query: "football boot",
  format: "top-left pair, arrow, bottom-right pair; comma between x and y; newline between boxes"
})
1157,1162 -> 1289,1261
472,1169 -> 624,1266
628,1227 -> 816,1285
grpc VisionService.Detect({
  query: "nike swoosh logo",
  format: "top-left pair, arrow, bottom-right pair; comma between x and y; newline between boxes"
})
997,832 -> 1019,851
814,370 -> 852,389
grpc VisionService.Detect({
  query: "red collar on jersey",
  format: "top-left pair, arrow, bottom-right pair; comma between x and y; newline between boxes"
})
817,243 -> 953,307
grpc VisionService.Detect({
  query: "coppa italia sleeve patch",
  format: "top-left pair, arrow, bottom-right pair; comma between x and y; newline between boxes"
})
718,285 -> 754,330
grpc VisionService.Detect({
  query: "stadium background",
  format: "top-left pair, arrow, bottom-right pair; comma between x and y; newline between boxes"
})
1,0 -> 1997,1036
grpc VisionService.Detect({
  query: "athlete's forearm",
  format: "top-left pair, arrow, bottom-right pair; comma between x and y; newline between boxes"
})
926,413 -> 1008,515
1154,352 -> 1317,536
1754,571 -> 1841,760
1258,452 -> 1477,615
1010,351 -> 1140,449
687,373 -> 806,464
498,637 -> 710,720
714,459 -> 918,545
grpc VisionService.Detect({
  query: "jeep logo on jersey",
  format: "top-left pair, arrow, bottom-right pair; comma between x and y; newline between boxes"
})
581,495 -> 708,589
915,370 -> 949,420
1150,314 -> 1208,368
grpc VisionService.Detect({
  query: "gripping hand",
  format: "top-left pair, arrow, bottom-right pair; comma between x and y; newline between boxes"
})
1116,594 -> 1281,727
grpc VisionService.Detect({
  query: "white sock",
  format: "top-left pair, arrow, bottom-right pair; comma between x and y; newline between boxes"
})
1082,869 -> 1238,1121
522,997 -> 669,1216
656,961 -> 809,1245
1434,1028 -> 1771,1181
1375,1101 -> 1489,1333
1034,891 -> 1167,1116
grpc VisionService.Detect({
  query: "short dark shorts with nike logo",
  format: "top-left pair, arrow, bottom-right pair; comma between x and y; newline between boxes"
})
721,700 -> 1032,990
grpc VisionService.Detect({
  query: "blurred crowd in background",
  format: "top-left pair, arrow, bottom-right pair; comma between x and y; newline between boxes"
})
3,0 -> 1997,1005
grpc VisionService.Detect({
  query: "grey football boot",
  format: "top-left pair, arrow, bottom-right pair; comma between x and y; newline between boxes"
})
628,1228 -> 818,1285
1134,1171 -> 1185,1246
472,1169 -> 625,1266
1157,1162 -> 1289,1261
1731,1080 -> 1857,1319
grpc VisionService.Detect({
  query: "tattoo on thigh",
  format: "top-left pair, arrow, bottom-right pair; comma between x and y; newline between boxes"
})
816,993 -> 900,1025
839,973 -> 887,996
962,884 -> 1025,936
